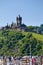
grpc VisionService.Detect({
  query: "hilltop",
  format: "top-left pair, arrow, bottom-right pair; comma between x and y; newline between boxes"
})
1,15 -> 43,35
0,15 -> 43,56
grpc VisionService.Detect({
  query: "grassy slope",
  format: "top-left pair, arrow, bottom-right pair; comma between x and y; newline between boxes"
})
0,30 -> 43,41
22,31 -> 43,41
32,33 -> 43,41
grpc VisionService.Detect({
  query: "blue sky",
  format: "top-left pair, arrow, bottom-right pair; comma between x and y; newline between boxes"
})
0,0 -> 43,27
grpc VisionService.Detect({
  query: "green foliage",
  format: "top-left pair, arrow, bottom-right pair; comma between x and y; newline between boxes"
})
26,33 -> 32,38
0,30 -> 43,56
27,26 -> 34,31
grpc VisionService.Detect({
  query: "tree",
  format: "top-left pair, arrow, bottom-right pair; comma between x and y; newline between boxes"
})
27,26 -> 34,31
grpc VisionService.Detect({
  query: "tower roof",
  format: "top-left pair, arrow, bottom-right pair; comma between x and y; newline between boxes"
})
18,15 -> 21,18
16,15 -> 22,21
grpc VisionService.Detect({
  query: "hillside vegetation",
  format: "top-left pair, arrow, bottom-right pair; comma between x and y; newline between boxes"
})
32,33 -> 43,41
0,30 -> 43,56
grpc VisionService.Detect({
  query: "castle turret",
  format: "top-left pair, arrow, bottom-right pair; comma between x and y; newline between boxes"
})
16,15 -> 22,26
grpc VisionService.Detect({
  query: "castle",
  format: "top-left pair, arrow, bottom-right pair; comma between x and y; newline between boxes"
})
2,15 -> 28,31
1,15 -> 43,34
16,15 -> 28,31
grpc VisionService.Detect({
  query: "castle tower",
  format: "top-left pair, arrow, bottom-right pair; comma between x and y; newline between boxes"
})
16,15 -> 22,26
